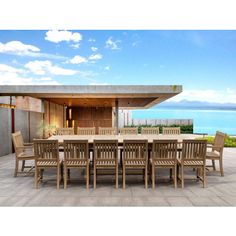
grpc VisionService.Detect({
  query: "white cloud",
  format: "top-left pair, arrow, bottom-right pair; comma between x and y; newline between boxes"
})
0,64 -> 25,74
45,30 -> 82,43
169,89 -> 236,104
71,43 -> 80,49
0,41 -> 40,55
25,60 -> 77,75
88,54 -> 102,60
105,37 -> 120,50
104,66 -> 110,70
88,38 -> 96,42
91,47 -> 98,52
69,55 -> 88,64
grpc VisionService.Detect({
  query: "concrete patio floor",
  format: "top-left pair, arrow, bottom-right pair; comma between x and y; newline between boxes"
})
0,148 -> 236,206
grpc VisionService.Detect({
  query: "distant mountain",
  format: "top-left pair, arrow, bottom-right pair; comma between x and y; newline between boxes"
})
156,100 -> 236,110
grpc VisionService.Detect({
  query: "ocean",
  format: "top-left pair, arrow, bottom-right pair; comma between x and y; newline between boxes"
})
132,108 -> 236,135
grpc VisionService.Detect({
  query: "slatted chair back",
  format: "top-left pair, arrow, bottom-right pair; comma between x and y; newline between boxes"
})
77,127 -> 96,135
123,140 -> 148,161
152,139 -> 178,161
64,140 -> 89,161
213,131 -> 226,153
119,127 -> 138,135
181,140 -> 207,162
93,140 -> 118,161
56,128 -> 74,135
33,140 -> 59,162
141,127 -> 159,135
162,127 -> 181,135
12,131 -> 24,155
98,127 -> 116,135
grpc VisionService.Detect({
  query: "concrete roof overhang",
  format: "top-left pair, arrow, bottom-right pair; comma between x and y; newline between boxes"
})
0,85 -> 182,109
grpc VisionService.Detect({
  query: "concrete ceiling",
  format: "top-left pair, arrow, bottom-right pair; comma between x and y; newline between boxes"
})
0,85 -> 182,109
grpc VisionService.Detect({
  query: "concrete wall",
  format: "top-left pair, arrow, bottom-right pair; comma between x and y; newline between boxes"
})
0,108 -> 12,156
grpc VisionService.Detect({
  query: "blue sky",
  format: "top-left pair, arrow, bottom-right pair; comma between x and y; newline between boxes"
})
0,30 -> 236,104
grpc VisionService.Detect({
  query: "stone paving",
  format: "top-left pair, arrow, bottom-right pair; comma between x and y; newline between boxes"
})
0,148 -> 236,206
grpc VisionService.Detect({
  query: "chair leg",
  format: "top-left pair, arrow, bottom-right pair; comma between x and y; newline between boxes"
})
21,160 -> 25,172
145,165 -> 148,189
123,164 -> 126,189
174,166 -> 177,189
219,158 -> 224,176
94,164 -> 96,189
181,166 -> 184,188
64,166 -> 67,189
152,164 -> 155,189
203,166 -> 206,188
86,164 -> 89,189
212,160 -> 216,170
14,159 -> 19,177
115,164 -> 118,189
57,166 -> 60,189
35,167 -> 38,188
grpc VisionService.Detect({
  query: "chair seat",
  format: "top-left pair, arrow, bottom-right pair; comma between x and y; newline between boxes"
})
150,159 -> 175,166
37,160 -> 60,167
124,160 -> 146,166
206,151 -> 220,159
95,160 -> 116,167
64,160 -> 88,167
178,159 -> 204,166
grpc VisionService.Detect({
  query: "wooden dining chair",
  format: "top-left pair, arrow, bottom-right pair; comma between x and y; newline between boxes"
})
119,127 -> 138,135
33,139 -> 61,189
77,127 -> 96,135
141,127 -> 159,135
122,140 -> 148,189
63,140 -> 90,189
178,140 -> 207,188
98,127 -> 116,135
93,140 -> 119,189
150,140 -> 178,189
56,127 -> 74,135
206,131 -> 226,176
162,127 -> 181,135
12,131 -> 35,177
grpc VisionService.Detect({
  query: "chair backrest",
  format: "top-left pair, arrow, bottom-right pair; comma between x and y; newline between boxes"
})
213,131 -> 226,152
119,127 -> 138,135
152,139 -> 178,160
181,140 -> 207,161
98,127 -> 116,135
12,131 -> 25,156
33,140 -> 59,161
162,127 -> 181,135
141,127 -> 159,135
93,140 -> 118,161
56,128 -> 74,135
77,127 -> 96,135
64,140 -> 89,161
123,140 -> 148,160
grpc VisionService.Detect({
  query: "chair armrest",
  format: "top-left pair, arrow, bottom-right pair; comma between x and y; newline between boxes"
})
16,146 -> 33,151
24,143 -> 33,146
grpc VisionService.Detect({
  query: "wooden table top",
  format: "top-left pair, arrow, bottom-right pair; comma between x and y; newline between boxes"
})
48,134 -> 200,143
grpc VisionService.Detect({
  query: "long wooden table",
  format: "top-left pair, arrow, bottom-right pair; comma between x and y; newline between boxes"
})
48,134 -> 200,144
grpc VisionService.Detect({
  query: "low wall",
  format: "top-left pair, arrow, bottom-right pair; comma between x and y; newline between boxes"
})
130,119 -> 193,126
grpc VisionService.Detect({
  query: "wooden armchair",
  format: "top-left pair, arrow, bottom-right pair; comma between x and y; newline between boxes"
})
12,131 -> 34,177
162,127 -> 180,135
33,140 -> 61,189
63,140 -> 90,189
56,127 -> 74,135
150,140 -> 178,189
141,127 -> 159,135
98,127 -> 116,135
93,140 -> 119,189
178,140 -> 207,188
122,140 -> 148,189
206,131 -> 226,176
119,127 -> 138,135
77,127 -> 95,135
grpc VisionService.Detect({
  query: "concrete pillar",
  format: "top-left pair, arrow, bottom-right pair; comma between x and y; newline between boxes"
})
115,99 -> 119,134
